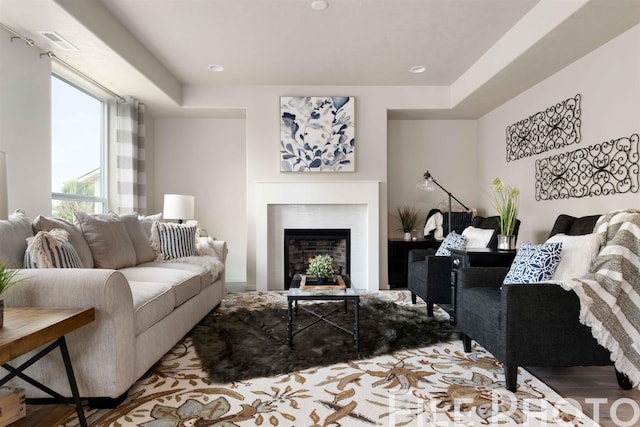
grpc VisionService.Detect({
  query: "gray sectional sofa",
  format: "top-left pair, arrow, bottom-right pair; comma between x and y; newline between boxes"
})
0,210 -> 226,405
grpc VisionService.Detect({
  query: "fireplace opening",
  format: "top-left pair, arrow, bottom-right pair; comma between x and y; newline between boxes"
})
284,228 -> 350,289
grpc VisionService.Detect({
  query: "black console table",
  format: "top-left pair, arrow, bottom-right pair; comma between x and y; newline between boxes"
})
387,238 -> 441,288
448,248 -> 517,324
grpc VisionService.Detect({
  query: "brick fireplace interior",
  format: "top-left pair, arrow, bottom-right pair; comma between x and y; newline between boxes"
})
283,228 -> 351,289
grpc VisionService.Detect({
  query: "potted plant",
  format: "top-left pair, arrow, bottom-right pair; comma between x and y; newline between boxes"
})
396,206 -> 420,240
306,254 -> 337,284
489,177 -> 520,249
0,264 -> 22,327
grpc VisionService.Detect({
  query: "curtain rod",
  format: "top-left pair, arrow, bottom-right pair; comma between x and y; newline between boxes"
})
1,22 -> 125,103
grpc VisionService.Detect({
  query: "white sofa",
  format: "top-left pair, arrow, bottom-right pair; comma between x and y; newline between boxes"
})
0,211 -> 226,405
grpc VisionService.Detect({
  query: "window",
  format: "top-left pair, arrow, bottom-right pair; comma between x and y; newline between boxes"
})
51,75 -> 106,221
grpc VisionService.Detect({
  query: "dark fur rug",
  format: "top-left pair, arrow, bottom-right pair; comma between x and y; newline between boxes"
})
191,296 -> 455,383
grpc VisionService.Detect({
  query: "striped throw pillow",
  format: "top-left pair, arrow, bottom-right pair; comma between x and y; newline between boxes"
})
151,221 -> 197,260
24,229 -> 84,268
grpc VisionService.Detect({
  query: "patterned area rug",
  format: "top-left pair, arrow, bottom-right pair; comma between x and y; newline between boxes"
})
62,290 -> 596,426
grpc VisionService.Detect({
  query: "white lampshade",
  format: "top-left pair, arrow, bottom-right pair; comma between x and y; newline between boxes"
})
0,152 -> 8,220
163,194 -> 194,222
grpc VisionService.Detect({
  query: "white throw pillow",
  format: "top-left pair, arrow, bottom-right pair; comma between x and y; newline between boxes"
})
546,233 -> 602,282
462,226 -> 495,248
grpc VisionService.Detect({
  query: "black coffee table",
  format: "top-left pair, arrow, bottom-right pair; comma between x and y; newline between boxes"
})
287,275 -> 360,352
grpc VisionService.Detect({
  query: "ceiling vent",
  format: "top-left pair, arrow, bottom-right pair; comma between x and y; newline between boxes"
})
38,31 -> 78,51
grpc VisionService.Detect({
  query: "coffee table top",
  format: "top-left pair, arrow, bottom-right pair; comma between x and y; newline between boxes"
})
288,287 -> 359,298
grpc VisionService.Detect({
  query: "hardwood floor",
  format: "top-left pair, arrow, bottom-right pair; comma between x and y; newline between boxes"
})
528,366 -> 640,427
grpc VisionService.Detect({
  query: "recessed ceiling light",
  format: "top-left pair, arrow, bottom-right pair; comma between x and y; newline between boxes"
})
311,1 -> 329,11
207,64 -> 224,72
410,65 -> 426,74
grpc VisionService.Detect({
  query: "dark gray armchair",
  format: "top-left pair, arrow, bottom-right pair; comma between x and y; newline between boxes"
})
408,215 -> 519,316
456,214 -> 632,392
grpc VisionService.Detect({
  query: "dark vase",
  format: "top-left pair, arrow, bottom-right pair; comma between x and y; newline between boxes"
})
316,276 -> 327,285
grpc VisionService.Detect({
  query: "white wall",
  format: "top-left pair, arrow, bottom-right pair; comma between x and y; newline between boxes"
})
152,118 -> 247,283
0,35 -> 52,216
476,23 -> 640,244
387,120 -> 477,238
180,85 -> 451,288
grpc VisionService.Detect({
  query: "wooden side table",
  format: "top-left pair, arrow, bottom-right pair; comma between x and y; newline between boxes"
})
0,307 -> 95,427
449,248 -> 516,325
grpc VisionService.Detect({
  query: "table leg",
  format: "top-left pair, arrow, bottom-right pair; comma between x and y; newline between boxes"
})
354,300 -> 360,353
287,299 -> 293,347
58,337 -> 88,427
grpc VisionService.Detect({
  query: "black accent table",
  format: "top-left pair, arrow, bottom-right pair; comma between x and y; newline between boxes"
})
287,275 -> 360,352
448,248 -> 517,325
387,238 -> 441,288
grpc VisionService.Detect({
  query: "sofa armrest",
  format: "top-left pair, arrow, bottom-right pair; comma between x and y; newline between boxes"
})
500,283 -> 611,365
457,266 -> 509,290
408,248 -> 436,263
2,269 -> 137,398
211,240 -> 228,263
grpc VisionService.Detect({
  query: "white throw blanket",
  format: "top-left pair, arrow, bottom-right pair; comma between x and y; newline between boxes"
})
562,209 -> 640,387
164,237 -> 225,280
424,211 -> 444,240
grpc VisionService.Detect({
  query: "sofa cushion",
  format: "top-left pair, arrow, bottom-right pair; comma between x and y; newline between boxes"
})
112,213 -> 156,265
0,211 -> 34,268
74,211 -> 137,269
150,222 -> 197,260
435,231 -> 466,256
128,280 -> 175,335
24,229 -> 83,268
547,233 -> 601,282
503,241 -> 563,284
32,215 -> 94,268
119,267 -> 202,307
548,214 -> 601,237
139,261 -> 215,289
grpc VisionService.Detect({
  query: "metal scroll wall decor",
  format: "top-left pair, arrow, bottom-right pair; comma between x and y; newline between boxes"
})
535,134 -> 639,200
506,94 -> 581,162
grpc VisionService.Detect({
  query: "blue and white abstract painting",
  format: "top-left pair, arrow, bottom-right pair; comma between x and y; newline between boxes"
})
280,96 -> 355,172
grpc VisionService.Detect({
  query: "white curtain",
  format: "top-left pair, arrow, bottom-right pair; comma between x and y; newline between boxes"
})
116,97 -> 146,214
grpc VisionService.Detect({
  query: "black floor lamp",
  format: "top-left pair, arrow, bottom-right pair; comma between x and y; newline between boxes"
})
416,170 -> 471,235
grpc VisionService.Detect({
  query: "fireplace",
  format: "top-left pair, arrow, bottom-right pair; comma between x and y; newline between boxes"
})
283,228 -> 350,289
256,180 -> 380,291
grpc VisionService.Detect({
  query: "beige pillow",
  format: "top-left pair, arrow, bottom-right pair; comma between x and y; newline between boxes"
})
73,211 -> 136,269
139,212 -> 163,237
33,215 -> 94,268
111,213 -> 156,265
0,210 -> 34,268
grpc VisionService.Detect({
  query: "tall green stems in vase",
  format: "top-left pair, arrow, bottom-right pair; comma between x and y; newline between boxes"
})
490,178 -> 519,236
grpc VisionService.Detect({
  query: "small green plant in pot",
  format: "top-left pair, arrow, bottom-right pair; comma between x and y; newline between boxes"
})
0,264 -> 23,327
396,206 -> 420,240
306,255 -> 337,284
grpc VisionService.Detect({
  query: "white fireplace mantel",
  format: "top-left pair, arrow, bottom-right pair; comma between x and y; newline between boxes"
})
255,180 -> 380,291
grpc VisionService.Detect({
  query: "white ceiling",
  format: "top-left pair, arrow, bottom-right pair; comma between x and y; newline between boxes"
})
1,0 -> 639,118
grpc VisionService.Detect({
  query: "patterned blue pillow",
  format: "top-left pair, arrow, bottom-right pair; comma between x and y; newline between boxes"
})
503,241 -> 563,284
435,231 -> 467,256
